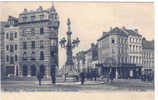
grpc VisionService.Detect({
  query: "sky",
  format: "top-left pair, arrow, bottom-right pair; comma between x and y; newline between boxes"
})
0,2 -> 154,68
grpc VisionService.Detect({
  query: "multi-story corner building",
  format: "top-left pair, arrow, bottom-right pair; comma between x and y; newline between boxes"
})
97,27 -> 142,79
122,27 -> 143,78
142,38 -> 154,74
3,16 -> 19,77
18,5 -> 59,77
122,27 -> 143,66
0,22 -> 7,78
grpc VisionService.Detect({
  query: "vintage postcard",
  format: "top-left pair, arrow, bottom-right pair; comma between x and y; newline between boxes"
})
0,1 -> 154,100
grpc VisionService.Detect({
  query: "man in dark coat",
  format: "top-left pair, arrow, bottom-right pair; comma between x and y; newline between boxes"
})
51,69 -> 56,84
80,72 -> 85,85
37,72 -> 43,86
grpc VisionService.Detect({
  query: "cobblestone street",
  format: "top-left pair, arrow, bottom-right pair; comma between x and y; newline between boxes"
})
1,78 -> 154,92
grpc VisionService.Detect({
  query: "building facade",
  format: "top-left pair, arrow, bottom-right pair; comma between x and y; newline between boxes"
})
74,43 -> 98,73
1,5 -> 59,78
18,5 -> 59,78
0,22 -> 7,78
4,16 -> 19,77
142,38 -> 154,74
97,27 -> 142,79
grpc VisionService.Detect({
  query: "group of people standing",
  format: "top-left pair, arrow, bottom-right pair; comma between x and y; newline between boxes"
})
36,71 -> 115,86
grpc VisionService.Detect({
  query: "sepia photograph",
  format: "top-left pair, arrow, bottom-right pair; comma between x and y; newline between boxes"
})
0,1 -> 155,100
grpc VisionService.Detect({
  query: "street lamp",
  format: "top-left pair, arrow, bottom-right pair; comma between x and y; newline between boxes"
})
59,18 -> 80,76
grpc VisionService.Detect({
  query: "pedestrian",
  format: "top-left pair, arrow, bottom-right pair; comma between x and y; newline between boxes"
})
51,70 -> 56,84
64,73 -> 68,82
94,72 -> 97,81
37,72 -> 43,86
106,72 -> 110,83
80,72 -> 85,85
109,72 -> 113,84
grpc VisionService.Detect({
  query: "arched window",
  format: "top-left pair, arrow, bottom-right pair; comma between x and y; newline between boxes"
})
23,52 -> 27,60
22,65 -> 28,76
31,51 -> 36,60
31,65 -> 36,76
40,65 -> 45,76
40,51 -> 44,60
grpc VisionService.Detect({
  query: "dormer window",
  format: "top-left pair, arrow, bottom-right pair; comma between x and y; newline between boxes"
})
22,16 -> 27,22
40,15 -> 44,20
31,16 -> 35,21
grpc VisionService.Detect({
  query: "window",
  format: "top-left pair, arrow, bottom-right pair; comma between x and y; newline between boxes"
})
22,17 -> 27,22
129,45 -> 131,52
10,56 -> 14,64
31,52 -> 36,60
10,32 -> 14,40
10,45 -> 14,52
40,40 -> 44,48
112,39 -> 115,44
6,33 -> 9,39
15,32 -> 17,38
133,45 -> 135,52
40,15 -> 44,20
15,55 -> 17,61
31,41 -> 36,49
31,16 -> 35,21
40,51 -> 44,60
6,45 -> 9,51
6,55 -> 9,62
31,28 -> 35,36
23,52 -> 27,60
51,40 -> 57,46
23,42 -> 27,49
15,45 -> 17,50
118,38 -> 120,44
40,28 -> 44,34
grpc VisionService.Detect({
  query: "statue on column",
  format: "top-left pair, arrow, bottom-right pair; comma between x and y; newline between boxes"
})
60,18 -> 80,80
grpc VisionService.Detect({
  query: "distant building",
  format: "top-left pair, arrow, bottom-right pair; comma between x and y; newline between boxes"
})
0,22 -> 7,78
142,38 -> 154,74
75,43 -> 98,73
4,16 -> 19,77
97,27 -> 142,79
84,49 -> 92,73
75,51 -> 86,72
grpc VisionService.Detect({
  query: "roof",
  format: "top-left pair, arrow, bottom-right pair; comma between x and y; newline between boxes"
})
0,22 -> 7,27
0,22 -> 7,31
97,27 -> 128,41
97,27 -> 142,41
142,38 -> 154,49
123,28 -> 142,37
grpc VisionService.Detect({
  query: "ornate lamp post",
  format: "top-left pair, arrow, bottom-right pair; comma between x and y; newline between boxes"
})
60,18 -> 80,76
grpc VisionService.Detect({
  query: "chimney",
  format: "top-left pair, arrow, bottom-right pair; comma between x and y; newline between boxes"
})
122,26 -> 126,30
110,27 -> 113,31
24,9 -> 28,13
134,29 -> 138,33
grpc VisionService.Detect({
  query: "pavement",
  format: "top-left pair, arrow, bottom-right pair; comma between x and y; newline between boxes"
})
1,78 -> 154,92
